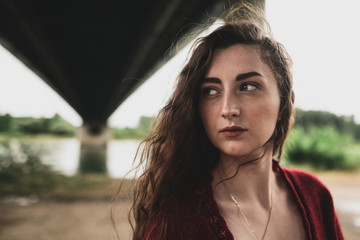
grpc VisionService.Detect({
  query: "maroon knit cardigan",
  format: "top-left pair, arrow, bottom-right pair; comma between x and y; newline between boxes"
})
144,161 -> 344,240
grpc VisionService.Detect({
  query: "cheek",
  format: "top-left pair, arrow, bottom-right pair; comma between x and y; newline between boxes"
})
253,99 -> 280,131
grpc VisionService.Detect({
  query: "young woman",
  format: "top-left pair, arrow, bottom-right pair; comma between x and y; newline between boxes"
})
116,4 -> 344,240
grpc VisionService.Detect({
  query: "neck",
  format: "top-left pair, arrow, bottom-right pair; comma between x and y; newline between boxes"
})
212,150 -> 275,209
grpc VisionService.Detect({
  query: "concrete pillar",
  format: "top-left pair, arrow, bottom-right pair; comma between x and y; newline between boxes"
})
77,121 -> 111,174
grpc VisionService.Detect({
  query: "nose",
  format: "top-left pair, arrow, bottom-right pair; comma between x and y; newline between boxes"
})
221,93 -> 240,120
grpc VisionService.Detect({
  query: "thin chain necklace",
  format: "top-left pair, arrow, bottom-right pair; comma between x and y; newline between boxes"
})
228,188 -> 273,240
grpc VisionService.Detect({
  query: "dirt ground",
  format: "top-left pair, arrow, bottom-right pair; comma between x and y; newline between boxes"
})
316,172 -> 360,240
1,172 -> 359,240
0,199 -> 134,240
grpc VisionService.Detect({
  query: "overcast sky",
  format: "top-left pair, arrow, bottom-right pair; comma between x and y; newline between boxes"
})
1,0 -> 359,127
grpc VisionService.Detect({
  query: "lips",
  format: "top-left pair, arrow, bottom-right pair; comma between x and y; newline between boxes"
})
219,126 -> 247,137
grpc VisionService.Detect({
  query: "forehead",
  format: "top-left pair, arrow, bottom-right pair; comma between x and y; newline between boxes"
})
206,44 -> 270,77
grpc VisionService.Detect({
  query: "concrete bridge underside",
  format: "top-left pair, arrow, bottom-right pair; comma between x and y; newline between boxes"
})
0,0 -> 264,173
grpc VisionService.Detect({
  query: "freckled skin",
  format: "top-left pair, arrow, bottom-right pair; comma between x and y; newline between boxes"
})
199,44 -> 280,161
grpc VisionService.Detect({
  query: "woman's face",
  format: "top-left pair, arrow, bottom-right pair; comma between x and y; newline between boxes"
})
199,44 -> 280,160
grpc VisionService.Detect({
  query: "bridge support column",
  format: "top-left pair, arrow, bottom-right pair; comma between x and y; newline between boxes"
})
78,122 -> 111,174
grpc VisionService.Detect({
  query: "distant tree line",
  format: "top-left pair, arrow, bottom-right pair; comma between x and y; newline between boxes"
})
284,109 -> 360,170
0,113 -> 75,136
1,110 -> 359,141
112,116 -> 155,139
295,109 -> 360,141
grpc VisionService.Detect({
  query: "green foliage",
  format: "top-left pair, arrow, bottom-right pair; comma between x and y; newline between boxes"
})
113,116 -> 155,139
354,125 -> 360,140
295,109 -> 360,141
0,114 -> 15,132
17,118 -> 47,134
0,140 -> 55,195
284,126 -> 357,170
0,113 -> 75,136
137,116 -> 155,133
47,114 -> 75,136
113,127 -> 141,139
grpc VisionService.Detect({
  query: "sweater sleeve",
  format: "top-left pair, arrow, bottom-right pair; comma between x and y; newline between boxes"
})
282,168 -> 344,240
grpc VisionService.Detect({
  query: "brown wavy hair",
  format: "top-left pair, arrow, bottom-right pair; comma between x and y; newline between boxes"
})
112,4 -> 294,240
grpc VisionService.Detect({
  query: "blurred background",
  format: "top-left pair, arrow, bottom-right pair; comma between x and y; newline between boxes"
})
0,0 -> 359,239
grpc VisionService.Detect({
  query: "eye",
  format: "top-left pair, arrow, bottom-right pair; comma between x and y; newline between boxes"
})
240,82 -> 258,91
202,87 -> 219,96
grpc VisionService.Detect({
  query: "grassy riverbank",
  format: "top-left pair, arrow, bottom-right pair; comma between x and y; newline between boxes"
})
1,172 -> 116,201
0,165 -> 133,201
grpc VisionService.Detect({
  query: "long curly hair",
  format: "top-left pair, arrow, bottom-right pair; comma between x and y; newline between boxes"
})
112,4 -> 294,240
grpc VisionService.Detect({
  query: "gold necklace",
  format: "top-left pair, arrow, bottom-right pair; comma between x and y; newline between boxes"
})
229,189 -> 273,240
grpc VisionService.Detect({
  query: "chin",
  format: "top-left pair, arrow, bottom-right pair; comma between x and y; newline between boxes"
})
220,147 -> 252,159
220,145 -> 266,160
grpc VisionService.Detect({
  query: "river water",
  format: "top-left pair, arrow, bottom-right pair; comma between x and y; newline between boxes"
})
0,138 -> 140,178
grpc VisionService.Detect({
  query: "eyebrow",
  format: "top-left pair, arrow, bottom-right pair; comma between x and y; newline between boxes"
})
236,71 -> 263,81
202,71 -> 263,83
